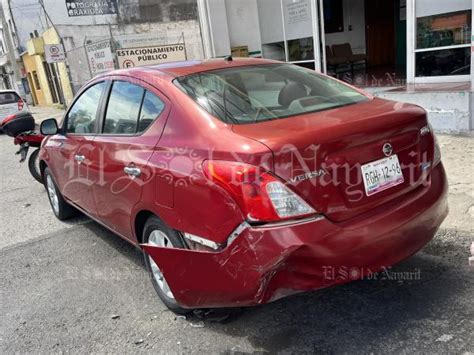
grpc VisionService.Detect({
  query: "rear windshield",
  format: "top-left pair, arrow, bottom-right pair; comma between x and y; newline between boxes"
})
174,64 -> 369,124
0,92 -> 20,105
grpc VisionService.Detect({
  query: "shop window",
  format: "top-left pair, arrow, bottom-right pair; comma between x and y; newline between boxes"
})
262,42 -> 285,61
417,10 -> 471,49
323,0 -> 344,33
415,9 -> 471,77
416,47 -> 470,77
288,37 -> 314,62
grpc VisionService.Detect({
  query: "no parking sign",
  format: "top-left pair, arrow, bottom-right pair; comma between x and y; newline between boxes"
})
45,44 -> 66,63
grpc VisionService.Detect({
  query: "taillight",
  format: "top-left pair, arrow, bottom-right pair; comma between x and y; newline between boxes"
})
18,98 -> 24,111
203,160 -> 316,222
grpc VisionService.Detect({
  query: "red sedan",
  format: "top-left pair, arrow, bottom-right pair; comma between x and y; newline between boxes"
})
39,58 -> 448,313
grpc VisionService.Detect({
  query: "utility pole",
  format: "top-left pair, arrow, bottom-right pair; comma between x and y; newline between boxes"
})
38,0 -> 74,107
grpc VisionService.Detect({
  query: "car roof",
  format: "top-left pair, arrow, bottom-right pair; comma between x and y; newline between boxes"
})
99,58 -> 279,81
0,90 -> 20,94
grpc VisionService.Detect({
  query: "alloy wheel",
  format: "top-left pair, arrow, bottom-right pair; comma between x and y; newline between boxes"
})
147,230 -> 175,299
46,174 -> 59,215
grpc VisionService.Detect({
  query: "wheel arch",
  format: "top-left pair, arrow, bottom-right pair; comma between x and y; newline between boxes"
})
39,160 -> 48,179
134,210 -> 155,244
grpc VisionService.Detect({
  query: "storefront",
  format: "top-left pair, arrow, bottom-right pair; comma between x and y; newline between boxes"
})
198,0 -> 473,86
198,0 -> 474,132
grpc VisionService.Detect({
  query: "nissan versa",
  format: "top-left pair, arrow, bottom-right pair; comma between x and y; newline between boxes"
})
39,58 -> 448,313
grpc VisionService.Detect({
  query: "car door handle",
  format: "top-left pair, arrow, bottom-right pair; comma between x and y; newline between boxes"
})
74,154 -> 85,163
124,166 -> 141,178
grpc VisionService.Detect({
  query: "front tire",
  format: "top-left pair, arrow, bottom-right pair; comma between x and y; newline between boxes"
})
44,167 -> 77,220
28,149 -> 43,183
142,215 -> 189,314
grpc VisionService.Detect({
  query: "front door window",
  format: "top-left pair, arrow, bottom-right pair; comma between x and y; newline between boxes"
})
66,82 -> 106,134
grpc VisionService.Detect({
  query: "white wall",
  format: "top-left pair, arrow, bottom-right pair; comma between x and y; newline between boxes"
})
324,0 -> 366,55
205,0 -> 231,56
257,0 -> 285,44
225,0 -> 262,54
376,90 -> 473,134
416,0 -> 471,17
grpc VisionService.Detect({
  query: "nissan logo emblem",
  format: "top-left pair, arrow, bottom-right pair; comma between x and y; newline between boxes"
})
383,143 -> 393,157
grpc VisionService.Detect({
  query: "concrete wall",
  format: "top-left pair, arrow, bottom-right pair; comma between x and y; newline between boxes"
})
324,0 -> 366,55
376,91 -> 473,134
60,19 -> 204,90
10,0 -> 198,48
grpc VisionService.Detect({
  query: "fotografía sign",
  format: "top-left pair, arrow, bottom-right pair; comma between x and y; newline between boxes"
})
116,44 -> 186,69
66,0 -> 117,17
45,44 -> 66,63
86,40 -> 115,75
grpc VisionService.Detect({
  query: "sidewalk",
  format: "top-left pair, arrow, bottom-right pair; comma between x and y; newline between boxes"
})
30,105 -> 65,124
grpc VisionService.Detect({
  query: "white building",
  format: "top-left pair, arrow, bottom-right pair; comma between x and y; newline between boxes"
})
198,0 -> 474,133
0,1 -> 25,94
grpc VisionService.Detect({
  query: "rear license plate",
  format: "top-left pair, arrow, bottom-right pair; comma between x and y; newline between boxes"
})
361,155 -> 404,196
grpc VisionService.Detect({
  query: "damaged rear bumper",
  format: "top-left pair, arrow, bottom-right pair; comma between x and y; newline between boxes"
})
142,164 -> 448,309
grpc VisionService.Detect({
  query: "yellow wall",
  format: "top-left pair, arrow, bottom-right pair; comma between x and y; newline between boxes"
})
21,52 -> 50,106
21,27 -> 74,107
42,28 -> 74,105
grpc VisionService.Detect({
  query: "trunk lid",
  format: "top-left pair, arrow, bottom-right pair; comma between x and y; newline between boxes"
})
232,98 -> 433,222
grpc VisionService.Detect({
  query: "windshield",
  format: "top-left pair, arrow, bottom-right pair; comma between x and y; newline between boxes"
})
174,64 -> 369,124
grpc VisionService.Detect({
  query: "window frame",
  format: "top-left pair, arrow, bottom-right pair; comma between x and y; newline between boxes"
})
97,77 -> 169,137
414,9 -> 472,78
407,0 -> 473,84
62,80 -> 109,136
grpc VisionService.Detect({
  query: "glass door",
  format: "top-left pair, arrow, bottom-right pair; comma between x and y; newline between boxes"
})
257,0 -> 324,71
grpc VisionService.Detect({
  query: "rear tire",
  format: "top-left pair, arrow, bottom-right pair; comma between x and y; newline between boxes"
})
142,215 -> 190,315
43,167 -> 77,220
28,149 -> 43,183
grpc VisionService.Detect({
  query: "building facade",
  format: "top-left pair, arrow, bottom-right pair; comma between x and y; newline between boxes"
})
198,0 -> 474,133
2,0 -> 472,132
21,28 -> 74,107
7,0 -> 202,105
0,1 -> 26,95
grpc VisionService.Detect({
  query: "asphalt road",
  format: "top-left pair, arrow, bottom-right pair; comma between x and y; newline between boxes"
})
0,128 -> 473,354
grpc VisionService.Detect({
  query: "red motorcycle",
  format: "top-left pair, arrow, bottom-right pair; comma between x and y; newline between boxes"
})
1,112 -> 45,183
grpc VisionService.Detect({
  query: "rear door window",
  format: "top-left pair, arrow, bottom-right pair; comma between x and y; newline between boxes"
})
102,81 -> 165,135
138,91 -> 165,133
103,81 -> 144,134
0,92 -> 20,105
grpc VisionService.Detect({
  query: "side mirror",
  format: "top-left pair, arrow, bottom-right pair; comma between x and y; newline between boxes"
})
40,118 -> 59,135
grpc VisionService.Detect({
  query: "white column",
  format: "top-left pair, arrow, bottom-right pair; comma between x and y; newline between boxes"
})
406,0 -> 416,84
197,0 -> 214,58
471,0 -> 474,85
311,0 -> 323,72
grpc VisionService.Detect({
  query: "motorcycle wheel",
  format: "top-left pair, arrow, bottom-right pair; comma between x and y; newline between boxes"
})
28,148 -> 43,183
